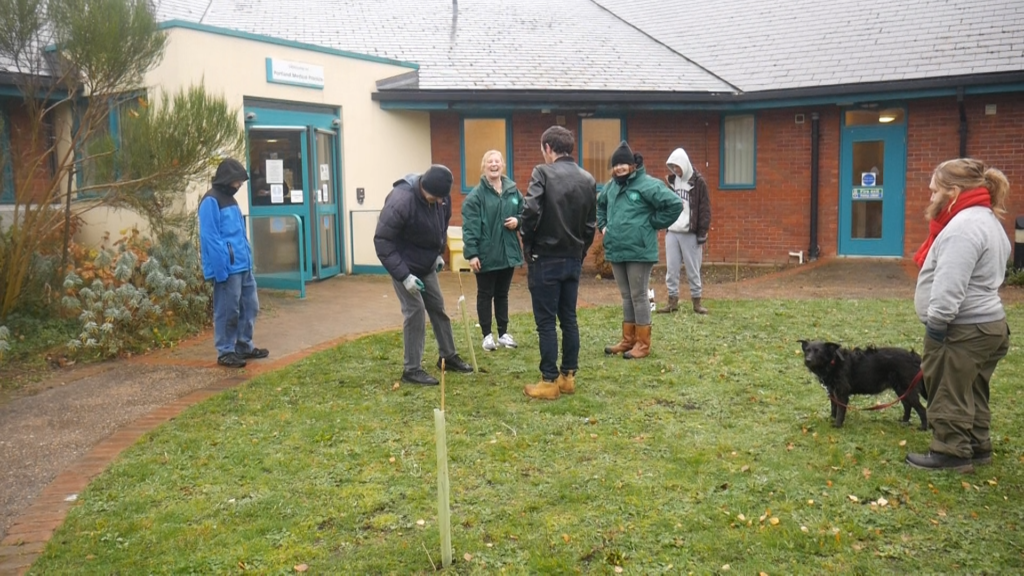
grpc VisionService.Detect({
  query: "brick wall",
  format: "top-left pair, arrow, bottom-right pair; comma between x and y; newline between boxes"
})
431,98 -> 1023,266
2,100 -> 55,204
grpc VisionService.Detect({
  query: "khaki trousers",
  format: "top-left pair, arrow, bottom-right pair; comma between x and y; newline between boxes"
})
922,320 -> 1010,458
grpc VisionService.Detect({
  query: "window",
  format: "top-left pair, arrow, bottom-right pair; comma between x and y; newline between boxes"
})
461,117 -> 509,191
580,117 -> 623,185
1,105 -> 13,204
78,94 -> 145,194
721,114 -> 756,188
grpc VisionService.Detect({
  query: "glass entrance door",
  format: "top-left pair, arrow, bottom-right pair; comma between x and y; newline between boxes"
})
838,108 -> 907,256
245,103 -> 343,284
311,129 -> 341,278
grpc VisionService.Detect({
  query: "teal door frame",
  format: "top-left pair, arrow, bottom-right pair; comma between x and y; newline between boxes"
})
243,104 -> 344,282
838,111 -> 907,256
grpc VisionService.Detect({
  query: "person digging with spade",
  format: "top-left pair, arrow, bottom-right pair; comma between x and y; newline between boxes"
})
374,165 -> 474,385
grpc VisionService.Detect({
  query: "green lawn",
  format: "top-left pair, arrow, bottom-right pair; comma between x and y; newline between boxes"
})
31,300 -> 1024,574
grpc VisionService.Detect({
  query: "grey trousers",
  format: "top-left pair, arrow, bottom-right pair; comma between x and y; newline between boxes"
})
391,271 -> 457,372
611,261 -> 654,325
665,231 -> 703,298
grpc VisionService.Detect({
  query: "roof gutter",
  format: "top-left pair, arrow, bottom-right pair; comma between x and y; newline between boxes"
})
373,71 -> 1024,110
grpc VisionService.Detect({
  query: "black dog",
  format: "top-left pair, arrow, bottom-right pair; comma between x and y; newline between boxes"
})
798,340 -> 927,430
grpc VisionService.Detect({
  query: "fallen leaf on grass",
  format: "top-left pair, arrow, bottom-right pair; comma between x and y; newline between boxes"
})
294,565 -> 308,573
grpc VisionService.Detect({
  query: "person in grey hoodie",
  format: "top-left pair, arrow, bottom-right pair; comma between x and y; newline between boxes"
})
657,147 -> 711,314
907,158 -> 1012,473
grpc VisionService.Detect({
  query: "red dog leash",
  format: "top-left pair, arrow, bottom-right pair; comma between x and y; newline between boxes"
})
829,370 -> 924,411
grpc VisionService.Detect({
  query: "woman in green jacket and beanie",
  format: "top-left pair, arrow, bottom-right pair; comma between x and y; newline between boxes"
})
598,141 -> 683,359
462,150 -> 525,351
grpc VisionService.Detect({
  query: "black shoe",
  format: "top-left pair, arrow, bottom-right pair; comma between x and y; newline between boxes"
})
437,354 -> 473,373
905,451 -> 974,473
972,451 -> 993,465
401,369 -> 439,386
237,347 -> 270,359
217,353 -> 247,368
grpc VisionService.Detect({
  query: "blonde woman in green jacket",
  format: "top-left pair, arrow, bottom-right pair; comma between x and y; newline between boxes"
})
462,150 -> 525,351
597,142 -> 683,360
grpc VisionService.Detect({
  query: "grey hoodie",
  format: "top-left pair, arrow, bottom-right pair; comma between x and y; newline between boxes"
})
914,206 -> 1010,332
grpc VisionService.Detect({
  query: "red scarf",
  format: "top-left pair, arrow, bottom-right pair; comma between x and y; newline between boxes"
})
913,187 -> 991,268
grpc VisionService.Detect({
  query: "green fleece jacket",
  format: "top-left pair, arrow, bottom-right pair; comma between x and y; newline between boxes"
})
461,175 -> 525,273
596,167 -> 683,263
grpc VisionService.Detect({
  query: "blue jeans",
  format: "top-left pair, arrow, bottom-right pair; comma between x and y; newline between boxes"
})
527,256 -> 582,380
212,270 -> 259,357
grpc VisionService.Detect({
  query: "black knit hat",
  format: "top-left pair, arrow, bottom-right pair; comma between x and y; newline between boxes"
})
610,141 -> 635,167
421,165 -> 454,198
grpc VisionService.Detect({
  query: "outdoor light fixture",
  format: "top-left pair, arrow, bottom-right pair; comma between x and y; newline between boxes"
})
878,109 -> 900,123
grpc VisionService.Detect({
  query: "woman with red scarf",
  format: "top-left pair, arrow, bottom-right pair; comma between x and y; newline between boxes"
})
907,158 -> 1012,473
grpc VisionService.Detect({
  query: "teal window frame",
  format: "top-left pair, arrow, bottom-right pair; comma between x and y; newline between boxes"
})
459,115 -> 513,194
1,104 -> 13,204
577,115 -> 627,190
720,113 -> 757,189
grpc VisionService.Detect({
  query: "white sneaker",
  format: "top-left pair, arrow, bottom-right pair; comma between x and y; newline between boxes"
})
482,334 -> 498,351
497,333 -> 518,348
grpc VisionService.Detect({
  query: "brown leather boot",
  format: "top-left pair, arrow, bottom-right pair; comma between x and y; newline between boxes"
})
692,297 -> 708,315
624,325 -> 651,359
604,322 -> 636,355
524,378 -> 561,400
655,295 -> 678,314
557,370 -> 576,395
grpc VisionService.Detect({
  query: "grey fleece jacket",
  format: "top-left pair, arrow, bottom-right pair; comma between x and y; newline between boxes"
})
914,206 -> 1010,332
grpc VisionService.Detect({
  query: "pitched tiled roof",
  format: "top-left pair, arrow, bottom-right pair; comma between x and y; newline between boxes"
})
593,0 -> 1024,92
159,0 -> 734,92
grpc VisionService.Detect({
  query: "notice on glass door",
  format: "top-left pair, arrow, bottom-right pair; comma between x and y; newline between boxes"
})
290,189 -> 304,203
270,184 -> 284,204
265,159 -> 284,184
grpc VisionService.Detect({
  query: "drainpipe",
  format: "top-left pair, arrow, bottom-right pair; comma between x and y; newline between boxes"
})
809,112 -> 820,260
957,87 -> 967,157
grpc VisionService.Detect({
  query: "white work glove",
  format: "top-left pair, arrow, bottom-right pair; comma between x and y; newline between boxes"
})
403,274 -> 425,294
434,255 -> 445,273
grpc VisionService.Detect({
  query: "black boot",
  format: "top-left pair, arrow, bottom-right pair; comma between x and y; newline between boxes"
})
437,354 -> 473,373
905,451 -> 973,472
402,369 -> 439,386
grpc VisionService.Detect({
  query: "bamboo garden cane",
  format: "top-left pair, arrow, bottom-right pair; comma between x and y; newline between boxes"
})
434,360 -> 453,568
455,271 -> 480,373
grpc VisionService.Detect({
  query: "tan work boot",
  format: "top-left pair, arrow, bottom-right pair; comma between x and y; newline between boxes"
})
624,325 -> 652,359
604,322 -> 637,355
692,297 -> 708,315
524,378 -> 561,400
656,295 -> 679,314
557,371 -> 576,395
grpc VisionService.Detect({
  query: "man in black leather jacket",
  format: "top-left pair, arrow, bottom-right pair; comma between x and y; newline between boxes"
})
521,126 -> 598,400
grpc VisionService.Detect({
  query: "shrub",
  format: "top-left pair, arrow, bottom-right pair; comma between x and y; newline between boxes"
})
61,228 -> 211,358
1005,261 -> 1024,287
0,325 -> 9,365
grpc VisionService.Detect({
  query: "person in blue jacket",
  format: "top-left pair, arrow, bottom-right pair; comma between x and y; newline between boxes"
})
198,158 -> 269,368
